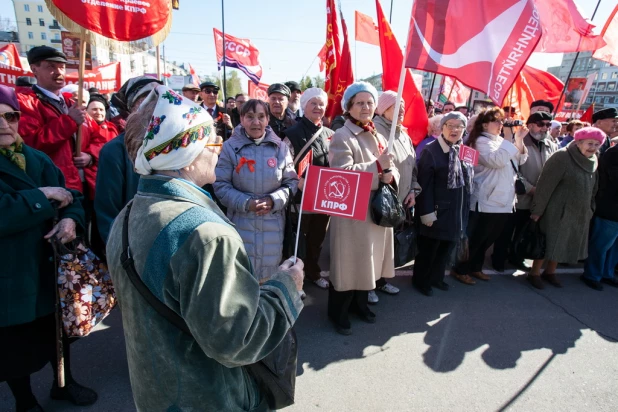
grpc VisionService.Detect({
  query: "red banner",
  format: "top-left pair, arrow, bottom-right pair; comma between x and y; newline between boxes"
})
297,150 -> 313,177
593,5 -> 618,67
213,28 -> 263,84
248,80 -> 269,101
0,63 -> 33,87
301,166 -> 373,221
324,0 -> 343,120
50,0 -> 171,42
505,65 -> 564,120
554,110 -> 585,123
406,0 -> 540,106
0,44 -> 23,69
65,62 -> 122,94
355,11 -> 380,46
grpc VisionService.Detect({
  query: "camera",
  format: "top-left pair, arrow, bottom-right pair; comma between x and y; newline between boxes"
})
503,120 -> 523,127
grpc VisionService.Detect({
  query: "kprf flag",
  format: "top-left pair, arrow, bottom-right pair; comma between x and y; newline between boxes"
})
301,166 -> 373,221
0,44 -> 23,69
593,5 -> 618,67
248,80 -> 269,101
534,0 -> 606,53
65,62 -> 122,94
376,0 -> 427,146
355,11 -> 380,46
406,0 -> 540,106
213,28 -> 263,84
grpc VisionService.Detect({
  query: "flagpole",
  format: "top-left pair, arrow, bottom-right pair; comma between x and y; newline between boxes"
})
389,0 -> 394,23
221,0 -> 227,103
553,0 -> 602,117
292,165 -> 311,264
387,50 -> 407,153
426,72 -> 436,111
355,39 -> 357,77
467,88 -> 474,110
156,45 -> 161,81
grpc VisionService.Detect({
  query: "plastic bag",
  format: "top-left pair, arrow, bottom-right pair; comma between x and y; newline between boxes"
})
371,182 -> 405,228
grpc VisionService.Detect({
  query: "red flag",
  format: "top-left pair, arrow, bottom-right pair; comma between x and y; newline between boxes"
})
405,0 -> 540,106
0,44 -> 23,69
580,103 -> 594,124
0,63 -> 33,88
376,0 -> 428,146
317,43 -> 328,71
65,62 -> 122,94
248,80 -> 269,101
593,5 -> 618,67
324,0 -> 342,120
332,11 -> 355,117
355,11 -> 380,46
534,0 -> 606,53
506,65 -> 564,120
442,76 -> 471,106
189,64 -> 201,87
213,28 -> 263,84
301,166 -> 373,221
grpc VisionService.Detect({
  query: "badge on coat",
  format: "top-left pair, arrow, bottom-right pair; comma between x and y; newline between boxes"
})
267,158 -> 277,168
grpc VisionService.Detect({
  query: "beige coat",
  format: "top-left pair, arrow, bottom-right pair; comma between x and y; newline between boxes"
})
328,120 -> 399,291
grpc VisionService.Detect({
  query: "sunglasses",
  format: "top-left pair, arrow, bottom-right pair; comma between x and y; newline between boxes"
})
0,111 -> 20,123
536,122 -> 552,128
201,89 -> 219,95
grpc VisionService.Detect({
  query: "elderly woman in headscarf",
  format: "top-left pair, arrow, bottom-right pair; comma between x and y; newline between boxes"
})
106,86 -> 304,411
528,127 -> 604,289
413,112 -> 473,296
373,90 -> 421,298
283,88 -> 334,292
327,82 -> 398,335
214,99 -> 299,281
94,76 -> 162,244
0,85 -> 96,411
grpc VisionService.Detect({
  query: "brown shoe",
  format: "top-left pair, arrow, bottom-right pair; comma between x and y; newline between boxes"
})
451,271 -> 476,285
541,272 -> 562,288
527,274 -> 545,289
470,271 -> 490,281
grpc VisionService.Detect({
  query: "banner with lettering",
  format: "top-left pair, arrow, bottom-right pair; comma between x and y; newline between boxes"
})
0,63 -> 33,87
65,62 -> 122,94
213,28 -> 263,84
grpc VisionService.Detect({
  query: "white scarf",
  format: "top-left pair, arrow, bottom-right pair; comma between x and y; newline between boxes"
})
134,85 -> 215,175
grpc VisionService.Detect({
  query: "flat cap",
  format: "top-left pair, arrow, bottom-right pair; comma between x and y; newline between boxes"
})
199,81 -> 219,91
592,107 -> 618,124
182,84 -> 200,92
284,81 -> 301,93
527,111 -> 552,124
27,46 -> 68,65
267,83 -> 291,97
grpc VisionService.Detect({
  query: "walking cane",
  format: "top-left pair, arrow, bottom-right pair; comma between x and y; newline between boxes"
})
50,202 -> 65,388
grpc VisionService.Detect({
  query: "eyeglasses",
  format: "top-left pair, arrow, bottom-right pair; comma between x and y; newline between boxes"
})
201,88 -> 218,95
444,124 -> 464,131
536,122 -> 552,128
0,111 -> 20,123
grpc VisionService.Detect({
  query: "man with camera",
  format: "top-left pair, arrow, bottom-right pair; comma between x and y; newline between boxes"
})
492,112 -> 558,272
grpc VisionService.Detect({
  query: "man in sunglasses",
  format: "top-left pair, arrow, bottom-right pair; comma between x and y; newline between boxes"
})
492,112 -> 558,273
199,81 -> 233,140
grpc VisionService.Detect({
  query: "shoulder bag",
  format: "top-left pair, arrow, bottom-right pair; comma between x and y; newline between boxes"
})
510,160 -> 527,195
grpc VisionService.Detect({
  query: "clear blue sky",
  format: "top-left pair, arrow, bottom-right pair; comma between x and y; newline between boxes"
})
0,0 -> 615,91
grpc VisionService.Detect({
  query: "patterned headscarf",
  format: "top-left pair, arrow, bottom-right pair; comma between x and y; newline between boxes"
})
134,85 -> 215,175
0,134 -> 26,171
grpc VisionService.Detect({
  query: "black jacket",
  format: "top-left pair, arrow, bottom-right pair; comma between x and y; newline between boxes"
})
415,138 -> 470,241
202,103 -> 233,140
595,145 -> 618,222
269,112 -> 296,139
230,107 -> 241,128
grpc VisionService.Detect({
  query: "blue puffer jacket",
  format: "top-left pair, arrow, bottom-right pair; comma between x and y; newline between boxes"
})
214,125 -> 298,280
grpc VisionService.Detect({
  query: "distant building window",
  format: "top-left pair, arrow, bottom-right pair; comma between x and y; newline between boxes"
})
52,19 -> 58,27
37,5 -> 43,12
612,72 -> 618,79
27,32 -> 33,39
54,33 -> 60,40
26,18 -> 31,25
601,73 -> 608,80
24,4 -> 30,11
41,33 -> 47,40
608,83 -> 616,91
598,83 -> 606,91
39,18 -> 44,26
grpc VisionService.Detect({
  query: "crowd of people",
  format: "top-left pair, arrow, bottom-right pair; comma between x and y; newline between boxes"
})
1,45 -> 618,411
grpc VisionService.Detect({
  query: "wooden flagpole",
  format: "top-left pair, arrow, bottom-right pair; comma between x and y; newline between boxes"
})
388,54 -> 407,153
292,165 -> 311,264
74,29 -> 87,157
156,45 -> 161,80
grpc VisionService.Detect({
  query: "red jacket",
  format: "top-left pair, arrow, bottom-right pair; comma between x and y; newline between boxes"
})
17,87 -> 107,199
96,120 -> 120,144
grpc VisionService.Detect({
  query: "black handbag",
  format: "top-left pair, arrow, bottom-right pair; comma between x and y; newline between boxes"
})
510,160 -> 527,196
371,182 -> 406,228
282,200 -> 306,261
394,209 -> 417,267
513,219 -> 546,260
120,202 -> 298,410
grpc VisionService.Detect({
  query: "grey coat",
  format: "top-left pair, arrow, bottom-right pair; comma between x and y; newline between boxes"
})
531,143 -> 598,263
517,134 -> 558,210
214,126 -> 298,280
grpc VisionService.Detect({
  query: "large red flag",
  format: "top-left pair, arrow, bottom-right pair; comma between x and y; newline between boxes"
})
324,0 -> 342,120
0,44 -> 23,69
506,65 -> 564,120
213,28 -> 263,84
332,10 -> 355,117
405,0 -> 540,106
355,11 -> 380,46
593,5 -> 618,67
376,0 -> 428,146
534,0 -> 606,53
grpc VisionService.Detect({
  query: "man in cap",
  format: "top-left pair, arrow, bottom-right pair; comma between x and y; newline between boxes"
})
529,99 -> 554,115
492,112 -> 557,273
17,46 -> 93,193
268,83 -> 297,138
592,108 -> 618,155
230,92 -> 248,127
181,83 -> 200,102
285,80 -> 303,119
95,76 -> 162,243
199,81 -> 233,139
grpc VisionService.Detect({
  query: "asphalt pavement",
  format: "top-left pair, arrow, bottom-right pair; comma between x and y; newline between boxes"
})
2,270 -> 617,412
